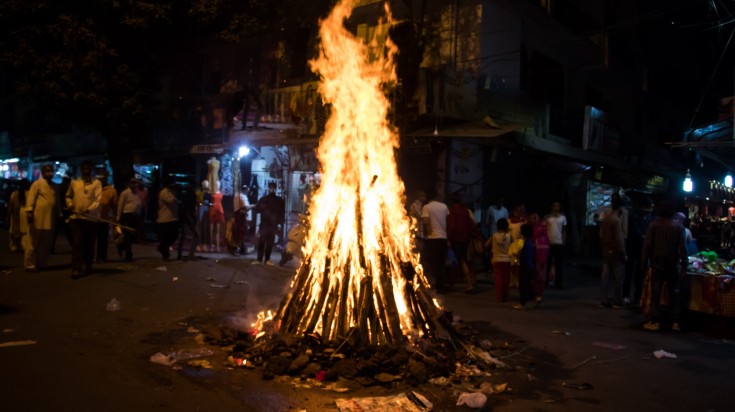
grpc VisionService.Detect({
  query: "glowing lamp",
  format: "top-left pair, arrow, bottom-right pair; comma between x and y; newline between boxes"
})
725,174 -> 732,188
683,169 -> 693,193
238,146 -> 250,159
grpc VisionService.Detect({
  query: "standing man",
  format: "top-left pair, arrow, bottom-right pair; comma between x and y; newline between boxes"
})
177,181 -> 199,260
156,177 -> 179,261
447,193 -> 476,293
51,174 -> 73,253
252,181 -> 285,266
641,199 -> 687,332
66,161 -> 102,279
545,201 -> 567,289
95,169 -> 118,263
116,178 -> 141,262
24,164 -> 57,272
625,197 -> 654,305
421,188 -> 450,293
599,195 -> 627,308
485,195 -> 508,238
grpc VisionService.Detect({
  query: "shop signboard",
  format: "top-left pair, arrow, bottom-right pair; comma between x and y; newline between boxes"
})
190,144 -> 226,155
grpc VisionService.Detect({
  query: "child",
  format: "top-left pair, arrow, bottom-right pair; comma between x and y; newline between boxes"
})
486,218 -> 511,302
514,223 -> 537,309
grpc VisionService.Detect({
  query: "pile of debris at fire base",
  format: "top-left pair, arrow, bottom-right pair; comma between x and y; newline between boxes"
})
198,313 -> 529,393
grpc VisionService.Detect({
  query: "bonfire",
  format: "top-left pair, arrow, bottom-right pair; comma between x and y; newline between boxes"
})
266,0 -> 452,347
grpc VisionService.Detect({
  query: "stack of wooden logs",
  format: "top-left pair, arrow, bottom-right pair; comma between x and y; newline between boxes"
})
275,185 -> 455,347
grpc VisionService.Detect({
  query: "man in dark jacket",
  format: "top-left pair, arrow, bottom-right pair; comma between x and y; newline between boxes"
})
641,199 -> 687,332
252,181 -> 285,266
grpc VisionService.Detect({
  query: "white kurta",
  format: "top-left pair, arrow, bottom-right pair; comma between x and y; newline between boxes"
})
26,178 -> 57,230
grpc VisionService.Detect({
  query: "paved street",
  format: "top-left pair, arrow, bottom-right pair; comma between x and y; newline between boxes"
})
1,231 -> 733,412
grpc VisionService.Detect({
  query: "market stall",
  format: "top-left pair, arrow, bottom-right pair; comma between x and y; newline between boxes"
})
685,253 -> 735,317
641,252 -> 735,318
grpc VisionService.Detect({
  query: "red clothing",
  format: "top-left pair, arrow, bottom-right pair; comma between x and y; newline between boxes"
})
447,204 -> 471,242
533,222 -> 550,264
209,192 -> 225,224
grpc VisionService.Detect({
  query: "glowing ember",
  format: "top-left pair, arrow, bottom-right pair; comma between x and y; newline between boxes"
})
271,0 -> 450,346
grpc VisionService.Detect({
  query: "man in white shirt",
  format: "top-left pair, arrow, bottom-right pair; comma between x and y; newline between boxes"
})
545,201 -> 567,289
421,188 -> 449,292
116,178 -> 141,261
486,195 -> 508,236
66,161 -> 102,279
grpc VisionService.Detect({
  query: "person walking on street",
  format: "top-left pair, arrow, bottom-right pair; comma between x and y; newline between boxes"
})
599,195 -> 627,308
51,174 -> 73,253
545,201 -> 567,289
514,223 -> 536,309
252,181 -> 285,266
24,164 -> 57,272
641,199 -> 687,332
95,169 -> 117,263
447,193 -> 476,293
156,177 -> 179,261
486,218 -> 512,302
177,181 -> 199,260
421,188 -> 450,292
116,178 -> 141,262
625,197 -> 654,305
66,161 -> 101,278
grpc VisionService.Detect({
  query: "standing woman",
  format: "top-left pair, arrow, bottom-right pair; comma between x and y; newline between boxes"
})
529,213 -> 549,305
7,180 -> 31,252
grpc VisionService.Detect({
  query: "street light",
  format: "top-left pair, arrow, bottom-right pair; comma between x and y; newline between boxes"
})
683,169 -> 693,192
238,146 -> 251,159
725,174 -> 733,188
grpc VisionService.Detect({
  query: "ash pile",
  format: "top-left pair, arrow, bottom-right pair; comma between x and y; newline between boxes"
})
202,316 -> 519,391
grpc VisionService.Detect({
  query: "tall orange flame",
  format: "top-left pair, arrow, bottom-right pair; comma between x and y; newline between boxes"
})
274,0 -> 446,346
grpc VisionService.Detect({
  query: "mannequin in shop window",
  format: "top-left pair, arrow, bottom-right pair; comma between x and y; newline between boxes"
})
207,156 -> 220,196
209,181 -> 225,252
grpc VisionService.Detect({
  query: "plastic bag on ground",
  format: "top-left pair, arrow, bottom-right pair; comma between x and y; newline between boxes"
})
456,392 -> 488,408
653,349 -> 677,359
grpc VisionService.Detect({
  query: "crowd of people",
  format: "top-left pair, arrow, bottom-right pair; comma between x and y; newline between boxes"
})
5,165 -> 694,332
409,188 -> 691,332
5,162 -> 287,278
412,189 -> 567,309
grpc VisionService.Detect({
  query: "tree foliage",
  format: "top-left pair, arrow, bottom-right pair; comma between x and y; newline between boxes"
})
0,0 -> 332,132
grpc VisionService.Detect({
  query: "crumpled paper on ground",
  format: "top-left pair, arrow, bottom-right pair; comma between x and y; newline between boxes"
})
336,392 -> 431,411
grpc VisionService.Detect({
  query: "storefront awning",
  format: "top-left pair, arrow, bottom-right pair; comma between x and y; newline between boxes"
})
230,124 -> 319,148
517,134 -> 674,191
408,120 -> 526,140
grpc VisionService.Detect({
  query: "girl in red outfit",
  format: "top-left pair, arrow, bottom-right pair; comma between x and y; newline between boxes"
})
486,218 -> 511,302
